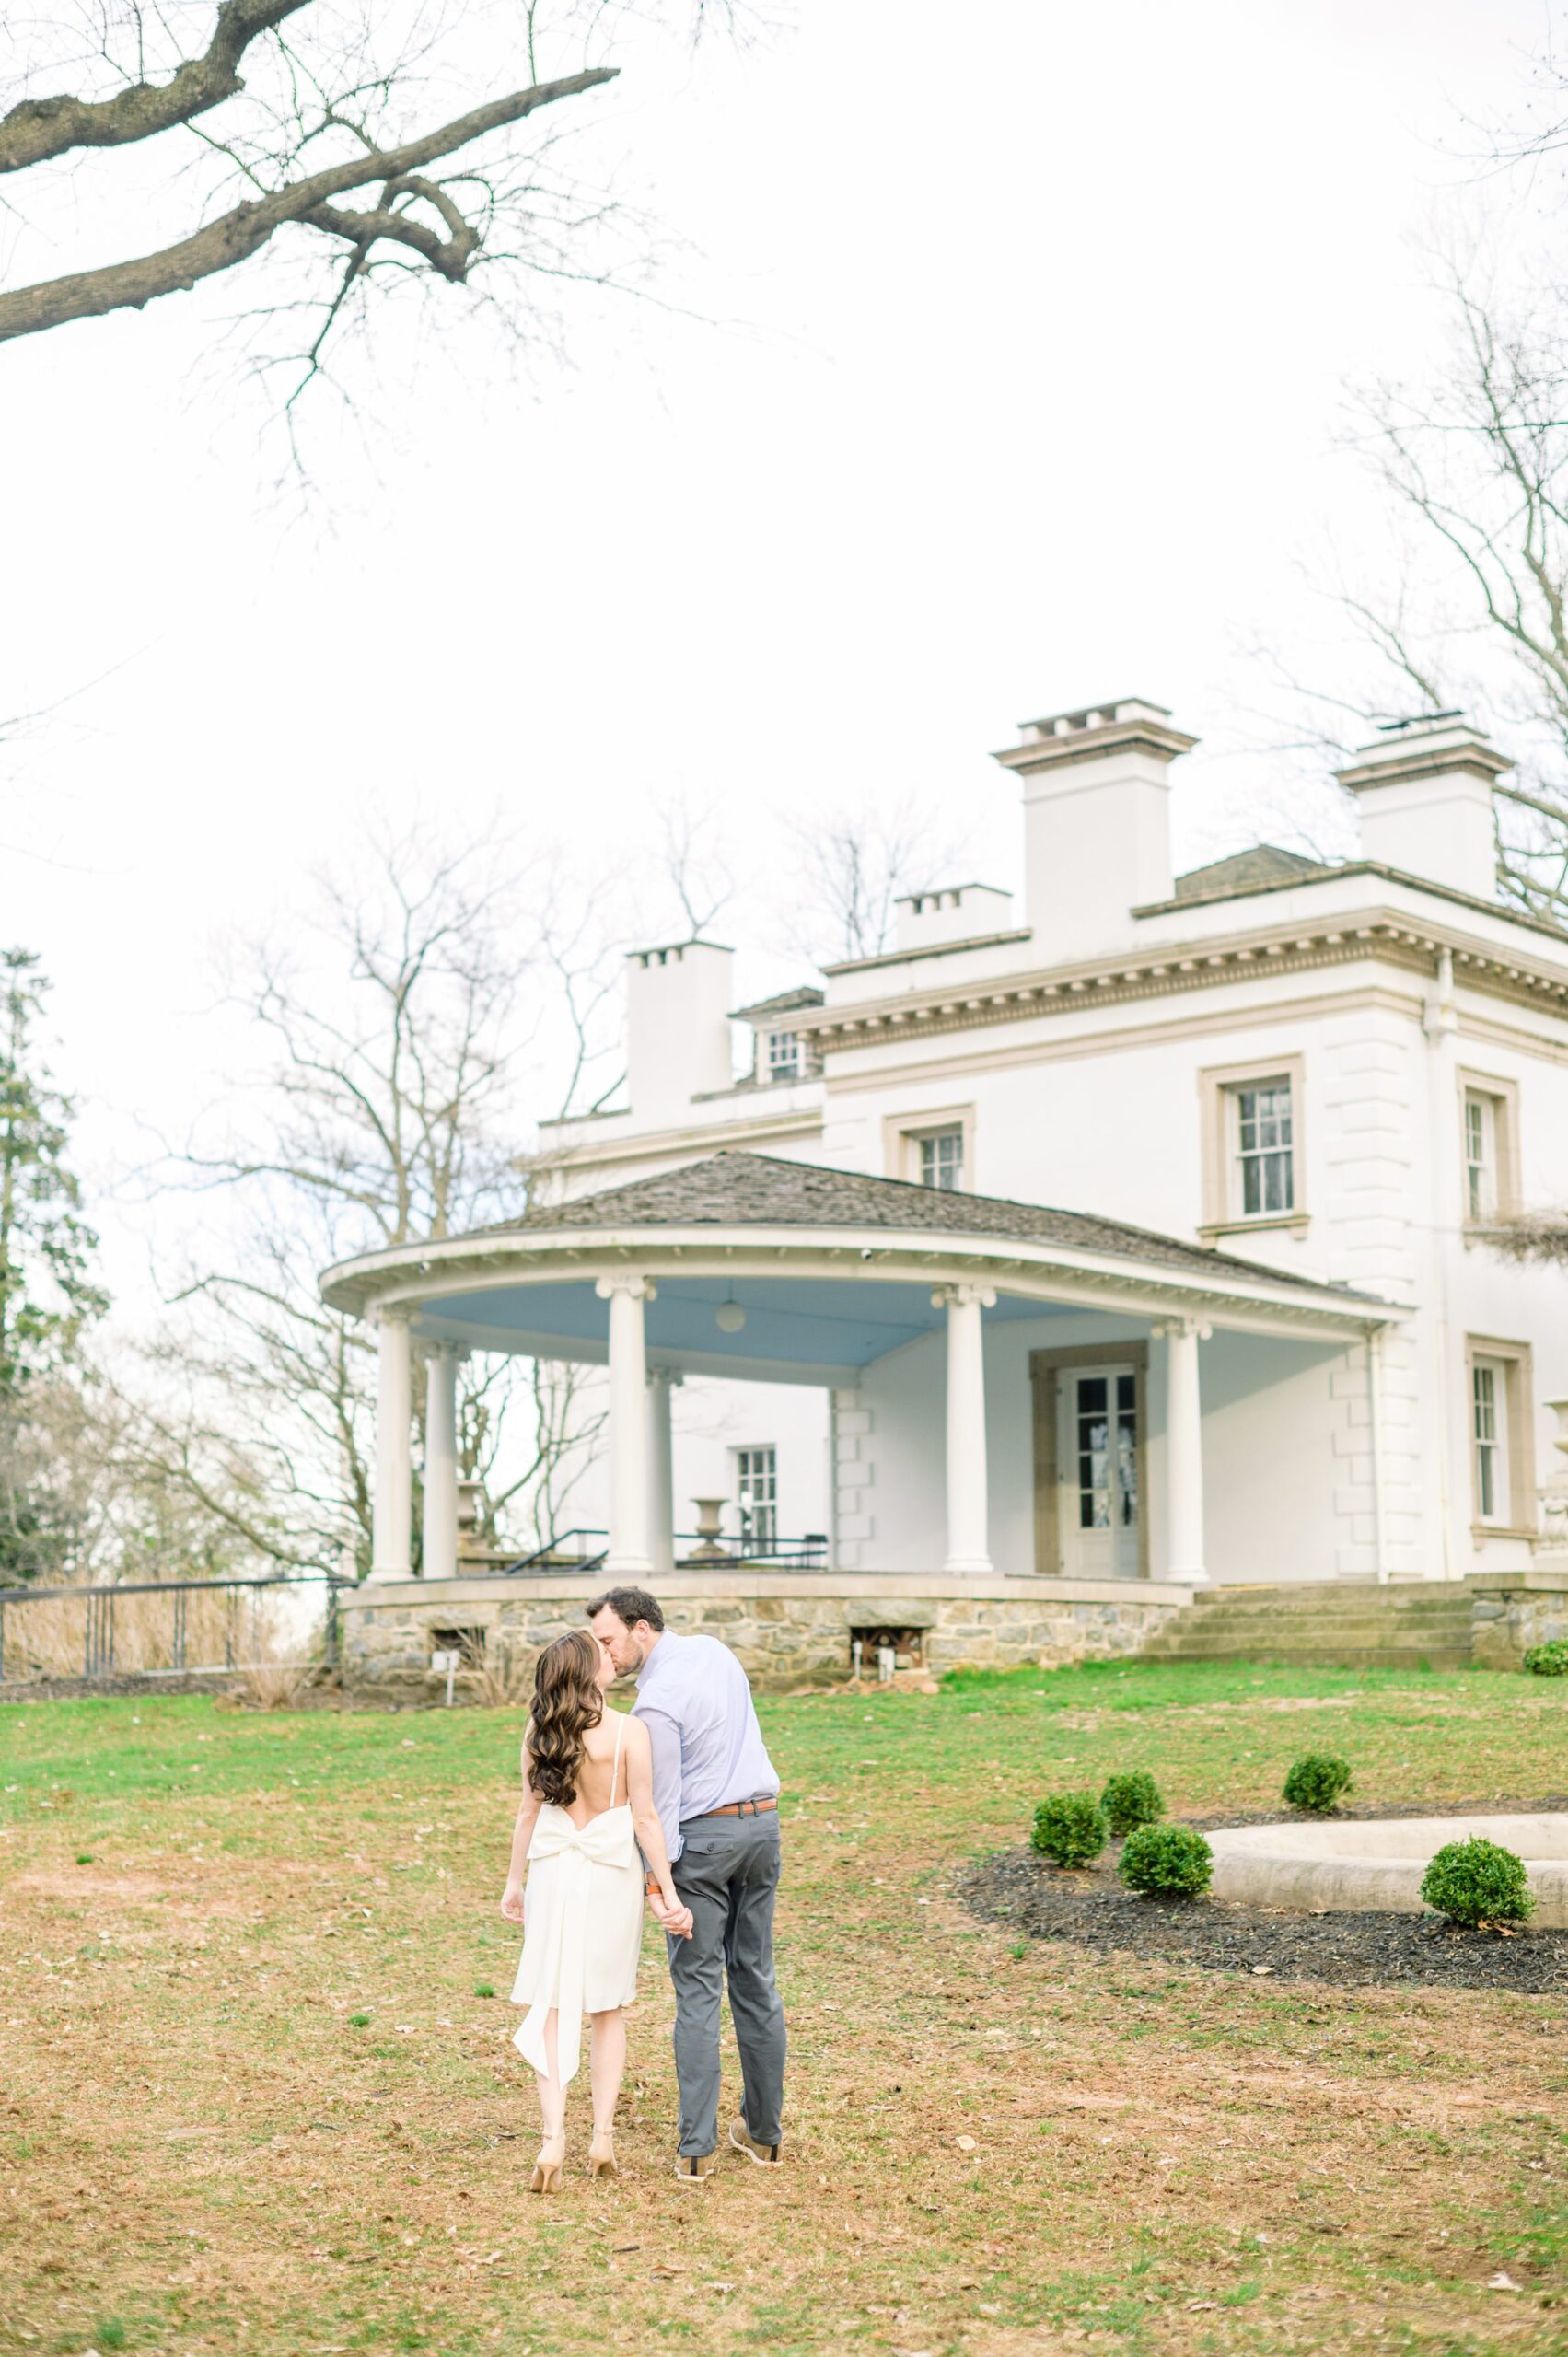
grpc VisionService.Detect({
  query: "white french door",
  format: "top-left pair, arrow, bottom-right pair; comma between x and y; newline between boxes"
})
1059,1364 -> 1140,1578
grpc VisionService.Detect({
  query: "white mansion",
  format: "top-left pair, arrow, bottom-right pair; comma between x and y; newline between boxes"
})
325,698 -> 1568,1652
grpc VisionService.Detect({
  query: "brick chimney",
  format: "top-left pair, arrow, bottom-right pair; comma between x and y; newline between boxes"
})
993,699 -> 1196,960
1334,713 -> 1508,900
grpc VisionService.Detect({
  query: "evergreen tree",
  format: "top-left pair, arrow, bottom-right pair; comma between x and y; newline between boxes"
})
0,950 -> 108,1579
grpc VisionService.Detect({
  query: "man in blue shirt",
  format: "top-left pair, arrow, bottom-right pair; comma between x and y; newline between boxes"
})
588,1585 -> 785,2185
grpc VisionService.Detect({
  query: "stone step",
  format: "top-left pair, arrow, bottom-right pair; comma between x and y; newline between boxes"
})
1180,1606 -> 1470,1631
1179,1602 -> 1471,1621
1189,1583 -> 1462,1612
1138,1643 -> 1474,1670
1142,1623 -> 1473,1655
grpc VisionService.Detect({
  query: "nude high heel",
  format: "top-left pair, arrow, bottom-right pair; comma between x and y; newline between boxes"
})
587,2130 -> 619,2179
529,2139 -> 565,2194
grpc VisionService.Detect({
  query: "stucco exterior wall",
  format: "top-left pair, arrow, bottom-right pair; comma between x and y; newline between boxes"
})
529,830 -> 1568,1589
844,1311 -> 1349,1586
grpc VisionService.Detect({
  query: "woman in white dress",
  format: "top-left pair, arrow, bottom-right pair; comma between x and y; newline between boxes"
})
500,1628 -> 691,2191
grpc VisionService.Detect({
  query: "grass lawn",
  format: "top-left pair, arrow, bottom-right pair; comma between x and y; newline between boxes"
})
3,1658 -> 1567,2356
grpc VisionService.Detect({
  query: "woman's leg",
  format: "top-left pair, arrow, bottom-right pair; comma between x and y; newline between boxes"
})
588,2007 -> 626,2137
533,2008 -> 566,2147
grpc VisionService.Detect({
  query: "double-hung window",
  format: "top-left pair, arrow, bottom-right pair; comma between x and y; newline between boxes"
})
1458,1073 -> 1519,1227
1472,1362 -> 1504,1524
1199,1057 -> 1305,1235
1235,1079 -> 1294,1217
1466,1336 -> 1536,1537
766,1029 -> 800,1082
918,1129 -> 965,1191
735,1446 -> 777,1549
1464,1094 -> 1493,1220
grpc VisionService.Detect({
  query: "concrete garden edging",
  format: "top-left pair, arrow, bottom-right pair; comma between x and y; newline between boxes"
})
1206,1813 -> 1568,1926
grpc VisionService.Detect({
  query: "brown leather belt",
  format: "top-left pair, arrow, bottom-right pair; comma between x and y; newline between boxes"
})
689,1796 -> 778,1821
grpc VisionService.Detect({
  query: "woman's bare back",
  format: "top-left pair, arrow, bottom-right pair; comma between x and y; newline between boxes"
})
550,1707 -> 631,1829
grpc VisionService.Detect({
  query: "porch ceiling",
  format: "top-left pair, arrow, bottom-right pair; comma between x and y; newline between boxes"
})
408,1272 -> 1084,1382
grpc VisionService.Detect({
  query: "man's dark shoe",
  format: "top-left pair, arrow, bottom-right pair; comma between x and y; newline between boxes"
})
674,2152 -> 715,2187
728,2117 -> 782,2167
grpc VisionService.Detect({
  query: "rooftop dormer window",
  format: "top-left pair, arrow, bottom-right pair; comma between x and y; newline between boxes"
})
766,1028 -> 801,1081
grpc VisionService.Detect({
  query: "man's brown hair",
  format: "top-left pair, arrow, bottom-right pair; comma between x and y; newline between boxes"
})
587,1585 -> 665,1632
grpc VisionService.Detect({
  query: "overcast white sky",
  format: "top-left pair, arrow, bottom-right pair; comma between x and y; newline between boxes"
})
2,0 -> 1558,1316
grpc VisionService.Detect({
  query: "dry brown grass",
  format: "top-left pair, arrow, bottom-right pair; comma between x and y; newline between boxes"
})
1,1581 -> 293,1684
457,1635 -> 532,1711
2,1665 -> 1566,2355
236,1659 -> 314,1710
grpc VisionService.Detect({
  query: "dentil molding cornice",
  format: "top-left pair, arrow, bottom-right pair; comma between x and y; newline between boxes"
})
796,906 -> 1568,1053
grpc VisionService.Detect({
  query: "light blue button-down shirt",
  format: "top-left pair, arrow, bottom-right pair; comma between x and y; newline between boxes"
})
632,1630 -> 780,1862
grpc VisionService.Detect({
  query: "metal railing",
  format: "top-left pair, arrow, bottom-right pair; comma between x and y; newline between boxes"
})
0,1572 -> 347,1688
485,1528 -> 831,1576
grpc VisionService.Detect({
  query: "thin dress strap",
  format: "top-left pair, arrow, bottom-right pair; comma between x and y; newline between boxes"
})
610,1705 -> 627,1807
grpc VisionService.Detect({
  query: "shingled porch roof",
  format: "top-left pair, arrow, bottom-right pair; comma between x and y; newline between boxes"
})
480,1150 -> 1371,1303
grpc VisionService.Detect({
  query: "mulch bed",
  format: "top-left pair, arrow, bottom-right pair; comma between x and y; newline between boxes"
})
958,1815 -> 1568,1993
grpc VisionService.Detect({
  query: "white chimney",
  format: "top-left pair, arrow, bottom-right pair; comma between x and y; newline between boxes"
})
992,699 -> 1196,960
625,940 -> 736,1122
1334,714 -> 1508,900
893,882 -> 1016,954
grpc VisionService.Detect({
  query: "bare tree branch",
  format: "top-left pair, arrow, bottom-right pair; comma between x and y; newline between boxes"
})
0,0 -> 309,172
0,68 -> 616,342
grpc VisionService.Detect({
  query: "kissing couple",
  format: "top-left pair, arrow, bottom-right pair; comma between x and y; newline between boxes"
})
499,1585 -> 786,2189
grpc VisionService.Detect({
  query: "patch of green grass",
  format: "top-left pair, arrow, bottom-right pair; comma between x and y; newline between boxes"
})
4,1666 -> 1567,2357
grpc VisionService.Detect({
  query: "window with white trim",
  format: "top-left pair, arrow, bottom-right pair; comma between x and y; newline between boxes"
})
1232,1077 -> 1294,1217
765,1029 -> 800,1082
1463,1089 -> 1498,1220
918,1129 -> 964,1191
1472,1360 -> 1505,1524
735,1446 -> 777,1548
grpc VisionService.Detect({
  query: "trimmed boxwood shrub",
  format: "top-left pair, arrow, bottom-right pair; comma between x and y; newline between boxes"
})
1283,1752 -> 1353,1814
1523,1640 -> 1568,1678
1119,1823 -> 1213,1899
1030,1792 -> 1108,1867
1420,1837 -> 1534,1930
1100,1770 -> 1165,1837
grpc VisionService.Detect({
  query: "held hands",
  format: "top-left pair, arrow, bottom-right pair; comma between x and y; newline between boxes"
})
647,1888 -> 694,1940
500,1881 -> 524,1926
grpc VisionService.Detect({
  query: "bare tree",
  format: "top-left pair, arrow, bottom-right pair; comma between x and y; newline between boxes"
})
139,830 -> 600,1572
1481,1209 -> 1568,1266
0,4 -> 745,416
783,796 -> 977,965
1267,256 -> 1568,927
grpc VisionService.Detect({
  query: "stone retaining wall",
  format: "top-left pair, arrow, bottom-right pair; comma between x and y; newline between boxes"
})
1469,1568 -> 1568,1672
340,1572 -> 1191,1697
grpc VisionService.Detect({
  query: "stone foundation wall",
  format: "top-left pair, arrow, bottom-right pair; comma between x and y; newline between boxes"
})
1469,1569 -> 1568,1672
340,1573 -> 1190,1698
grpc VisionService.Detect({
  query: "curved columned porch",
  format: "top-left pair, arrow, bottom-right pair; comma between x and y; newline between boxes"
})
327,1155 -> 1397,1595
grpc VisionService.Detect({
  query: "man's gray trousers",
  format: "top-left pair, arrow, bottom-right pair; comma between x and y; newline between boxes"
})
667,1809 -> 786,2157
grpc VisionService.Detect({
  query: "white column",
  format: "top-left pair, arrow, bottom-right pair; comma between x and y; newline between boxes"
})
422,1342 -> 461,1583
1157,1318 -> 1211,1585
934,1283 -> 995,1573
370,1308 -> 413,1582
597,1275 -> 656,1574
646,1367 -> 679,1574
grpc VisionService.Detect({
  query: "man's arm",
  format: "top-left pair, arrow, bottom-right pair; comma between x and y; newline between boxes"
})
636,1702 -> 685,1873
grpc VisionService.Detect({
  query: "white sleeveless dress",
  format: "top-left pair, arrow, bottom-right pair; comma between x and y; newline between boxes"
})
510,1708 -> 642,2085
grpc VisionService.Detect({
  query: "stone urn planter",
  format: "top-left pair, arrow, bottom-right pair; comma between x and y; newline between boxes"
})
688,1497 -> 731,1562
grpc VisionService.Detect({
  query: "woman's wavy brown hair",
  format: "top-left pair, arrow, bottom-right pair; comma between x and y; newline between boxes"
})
527,1629 -> 605,1807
